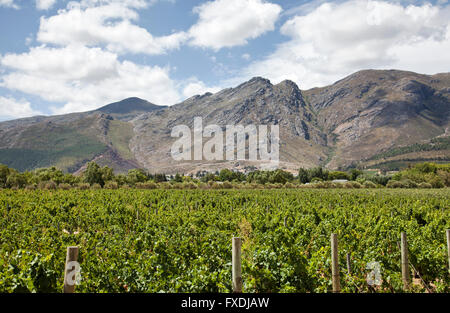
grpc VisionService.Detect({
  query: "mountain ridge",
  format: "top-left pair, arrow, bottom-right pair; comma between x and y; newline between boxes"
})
0,69 -> 449,173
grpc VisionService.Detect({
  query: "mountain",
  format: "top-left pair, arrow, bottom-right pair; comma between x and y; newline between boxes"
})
303,70 -> 450,170
0,70 -> 449,174
0,97 -> 164,173
93,97 -> 166,121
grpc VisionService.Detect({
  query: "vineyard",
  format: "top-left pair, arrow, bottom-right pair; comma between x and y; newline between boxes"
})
0,188 -> 449,293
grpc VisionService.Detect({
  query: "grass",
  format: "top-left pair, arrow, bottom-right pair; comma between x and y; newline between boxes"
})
107,120 -> 135,160
0,122 -> 107,172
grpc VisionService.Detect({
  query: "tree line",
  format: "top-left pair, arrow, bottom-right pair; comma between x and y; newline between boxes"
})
0,161 -> 449,190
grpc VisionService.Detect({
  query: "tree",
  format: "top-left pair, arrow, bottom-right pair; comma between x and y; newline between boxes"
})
102,166 -> 115,183
328,171 -> 350,181
308,167 -> 328,181
83,162 -> 104,186
219,169 -> 235,182
200,173 -> 217,183
269,169 -> 293,184
154,173 -> 167,183
0,164 -> 11,188
6,172 -> 27,188
33,167 -> 65,184
298,168 -> 309,184
350,169 -> 363,181
174,173 -> 183,182
126,169 -> 147,185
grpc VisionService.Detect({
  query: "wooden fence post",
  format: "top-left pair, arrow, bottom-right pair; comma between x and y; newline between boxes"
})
446,229 -> 450,277
63,246 -> 79,293
401,232 -> 410,291
232,237 -> 242,293
331,233 -> 341,293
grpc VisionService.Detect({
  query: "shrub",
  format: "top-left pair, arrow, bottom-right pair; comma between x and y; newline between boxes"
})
363,181 -> 377,188
143,182 -> 157,189
284,182 -> 295,189
428,176 -> 444,188
351,182 -> 362,189
181,182 -> 197,189
222,181 -> 233,189
37,181 -> 47,190
401,179 -> 417,188
387,181 -> 404,188
75,183 -> 90,190
44,181 -> 57,190
316,181 -> 335,189
159,183 -> 172,189
437,170 -> 450,187
418,182 -> 432,189
344,182 -> 354,189
58,183 -> 71,190
104,181 -> 119,189
91,183 -> 102,190
25,184 -> 36,190
211,182 -> 222,189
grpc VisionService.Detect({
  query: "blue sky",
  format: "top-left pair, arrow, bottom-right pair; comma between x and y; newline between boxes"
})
0,0 -> 449,120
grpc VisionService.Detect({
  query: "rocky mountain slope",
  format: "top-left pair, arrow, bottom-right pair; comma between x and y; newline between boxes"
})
0,70 -> 449,174
303,70 -> 450,169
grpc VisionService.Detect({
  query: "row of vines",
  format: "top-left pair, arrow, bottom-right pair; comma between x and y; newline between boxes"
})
0,189 -> 449,292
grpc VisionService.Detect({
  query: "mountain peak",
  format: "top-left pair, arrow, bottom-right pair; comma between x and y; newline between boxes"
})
95,97 -> 165,116
238,77 -> 272,88
276,79 -> 300,89
249,76 -> 271,83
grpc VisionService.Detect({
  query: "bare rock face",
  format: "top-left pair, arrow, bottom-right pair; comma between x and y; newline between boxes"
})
303,70 -> 450,169
0,70 -> 449,173
130,77 -> 328,173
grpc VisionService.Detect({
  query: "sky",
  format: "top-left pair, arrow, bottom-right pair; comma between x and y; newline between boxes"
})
0,0 -> 449,121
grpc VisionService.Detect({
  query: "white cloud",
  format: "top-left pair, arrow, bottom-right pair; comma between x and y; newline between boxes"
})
0,96 -> 42,119
0,0 -> 18,9
241,53 -> 251,60
238,0 -> 450,89
181,77 -> 222,99
36,0 -> 57,10
37,1 -> 187,55
188,0 -> 282,50
0,45 -> 181,114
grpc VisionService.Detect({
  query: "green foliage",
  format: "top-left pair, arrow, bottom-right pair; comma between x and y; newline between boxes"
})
154,173 -> 167,183
350,169 -> 363,181
218,169 -> 245,182
370,137 -> 450,160
126,169 -> 149,186
298,168 -> 309,184
83,163 -> 115,187
83,162 -> 103,186
392,162 -> 448,187
328,171 -> 350,181
0,189 -> 448,293
0,164 -> 11,188
173,173 -> 183,183
247,170 -> 293,184
0,127 -> 107,172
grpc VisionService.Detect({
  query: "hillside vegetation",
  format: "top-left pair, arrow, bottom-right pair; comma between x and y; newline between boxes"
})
0,162 -> 449,190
